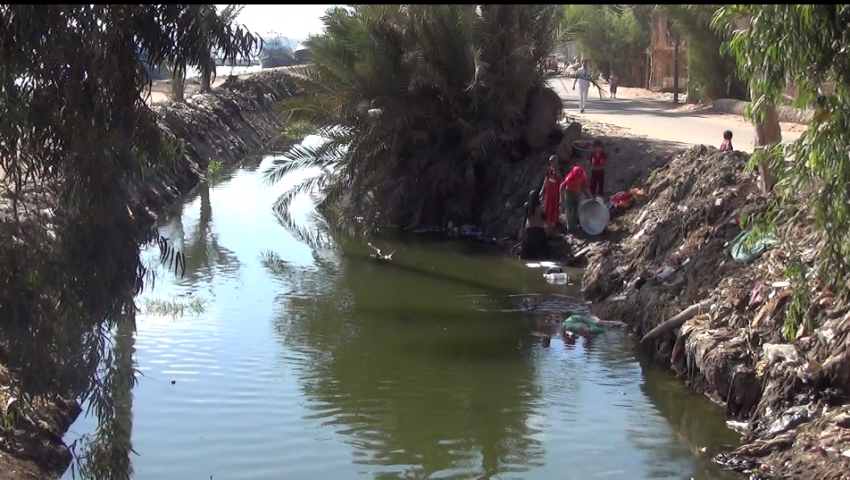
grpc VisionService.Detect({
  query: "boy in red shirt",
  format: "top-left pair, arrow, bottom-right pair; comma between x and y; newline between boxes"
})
589,140 -> 606,197
560,165 -> 592,231
719,130 -> 733,152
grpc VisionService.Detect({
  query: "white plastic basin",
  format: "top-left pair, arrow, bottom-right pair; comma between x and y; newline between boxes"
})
578,199 -> 610,235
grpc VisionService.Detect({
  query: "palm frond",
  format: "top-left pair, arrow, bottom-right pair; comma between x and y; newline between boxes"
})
269,5 -> 571,232
261,139 -> 346,187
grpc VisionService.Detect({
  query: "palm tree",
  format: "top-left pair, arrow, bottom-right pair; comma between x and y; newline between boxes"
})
170,4 -> 254,101
264,5 -> 594,236
200,5 -> 247,93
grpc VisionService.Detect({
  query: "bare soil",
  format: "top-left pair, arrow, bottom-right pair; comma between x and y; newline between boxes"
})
577,142 -> 850,479
0,367 -> 81,480
147,76 -> 229,105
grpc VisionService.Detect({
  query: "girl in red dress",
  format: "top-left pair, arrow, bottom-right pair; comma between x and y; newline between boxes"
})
589,140 -> 606,197
542,155 -> 564,227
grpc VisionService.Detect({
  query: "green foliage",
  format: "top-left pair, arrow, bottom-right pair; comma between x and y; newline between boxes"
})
281,120 -> 319,141
0,4 -> 256,479
659,5 -> 746,102
783,261 -> 811,341
265,5 -> 588,233
205,159 -> 225,184
717,5 -> 850,311
200,5 -> 247,92
141,296 -> 207,317
565,5 -> 649,73
0,396 -> 20,432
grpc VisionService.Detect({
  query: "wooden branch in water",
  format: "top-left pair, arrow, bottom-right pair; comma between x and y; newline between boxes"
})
567,245 -> 592,265
639,300 -> 713,346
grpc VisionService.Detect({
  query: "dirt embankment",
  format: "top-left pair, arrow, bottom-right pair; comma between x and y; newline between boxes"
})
0,70 -> 298,479
581,145 -> 850,479
130,71 -> 297,222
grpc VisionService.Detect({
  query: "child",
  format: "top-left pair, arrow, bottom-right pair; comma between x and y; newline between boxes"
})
560,165 -> 593,231
520,189 -> 550,260
589,140 -> 606,197
609,71 -> 620,99
720,130 -> 733,152
541,155 -> 564,228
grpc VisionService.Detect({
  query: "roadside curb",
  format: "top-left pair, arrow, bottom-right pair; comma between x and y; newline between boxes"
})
712,98 -> 812,125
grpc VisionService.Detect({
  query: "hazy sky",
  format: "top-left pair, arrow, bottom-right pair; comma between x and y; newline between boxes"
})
218,4 -> 336,40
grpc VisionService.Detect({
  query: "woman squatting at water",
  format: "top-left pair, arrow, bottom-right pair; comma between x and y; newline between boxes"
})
519,189 -> 551,260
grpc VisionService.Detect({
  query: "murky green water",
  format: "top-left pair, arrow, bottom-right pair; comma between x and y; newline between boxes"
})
63,137 -> 740,480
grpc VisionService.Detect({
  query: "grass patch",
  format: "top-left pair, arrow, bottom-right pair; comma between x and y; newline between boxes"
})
141,296 -> 207,318
206,159 -> 224,184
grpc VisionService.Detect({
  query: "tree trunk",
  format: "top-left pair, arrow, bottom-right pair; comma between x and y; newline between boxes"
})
673,34 -> 680,104
737,15 -> 782,194
170,65 -> 186,102
646,52 -> 652,89
200,56 -> 216,93
200,69 -> 211,93
498,5 -> 529,128
754,101 -> 781,193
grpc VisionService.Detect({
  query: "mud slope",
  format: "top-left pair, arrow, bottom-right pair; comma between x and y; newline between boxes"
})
132,71 -> 298,222
582,144 -> 850,479
0,70 -> 299,480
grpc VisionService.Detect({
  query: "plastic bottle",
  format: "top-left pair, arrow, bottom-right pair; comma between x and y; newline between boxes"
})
544,272 -> 569,285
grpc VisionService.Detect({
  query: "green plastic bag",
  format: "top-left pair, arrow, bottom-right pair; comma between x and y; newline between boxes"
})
562,315 -> 607,335
728,228 -> 780,264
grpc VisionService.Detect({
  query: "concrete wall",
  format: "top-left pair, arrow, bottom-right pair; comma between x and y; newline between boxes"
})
712,98 -> 813,125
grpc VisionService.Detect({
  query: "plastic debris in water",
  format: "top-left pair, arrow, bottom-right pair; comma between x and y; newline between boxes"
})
544,272 -> 569,285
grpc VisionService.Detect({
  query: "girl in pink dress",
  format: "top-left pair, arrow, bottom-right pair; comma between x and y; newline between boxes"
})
542,155 -> 564,227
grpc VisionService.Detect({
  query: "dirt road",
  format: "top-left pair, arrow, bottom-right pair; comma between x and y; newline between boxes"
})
549,77 -> 804,153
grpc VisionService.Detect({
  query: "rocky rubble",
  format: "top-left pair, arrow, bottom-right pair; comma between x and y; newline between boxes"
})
134,71 -> 297,222
581,144 -> 850,479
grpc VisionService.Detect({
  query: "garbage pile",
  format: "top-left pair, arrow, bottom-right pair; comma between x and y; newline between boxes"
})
581,144 -> 850,478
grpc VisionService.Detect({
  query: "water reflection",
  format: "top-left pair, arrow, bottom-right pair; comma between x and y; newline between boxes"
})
61,145 -> 740,480
636,355 -> 742,480
157,181 -> 241,287
111,317 -> 137,477
73,315 -> 137,479
265,238 -> 546,480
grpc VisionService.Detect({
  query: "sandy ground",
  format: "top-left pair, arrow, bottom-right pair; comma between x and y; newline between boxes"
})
149,71 -> 805,156
549,78 -> 804,153
147,77 -> 230,105
146,66 -> 296,105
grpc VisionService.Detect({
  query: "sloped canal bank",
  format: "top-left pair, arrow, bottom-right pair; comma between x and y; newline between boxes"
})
583,145 -> 850,479
60,144 -> 743,480
0,70 -> 301,480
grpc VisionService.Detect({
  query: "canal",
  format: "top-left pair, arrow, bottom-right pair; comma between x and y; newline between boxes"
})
62,136 -> 740,480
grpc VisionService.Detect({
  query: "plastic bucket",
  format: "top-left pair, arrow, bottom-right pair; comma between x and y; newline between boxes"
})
572,139 -> 594,161
578,199 -> 610,235
572,139 -> 594,153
